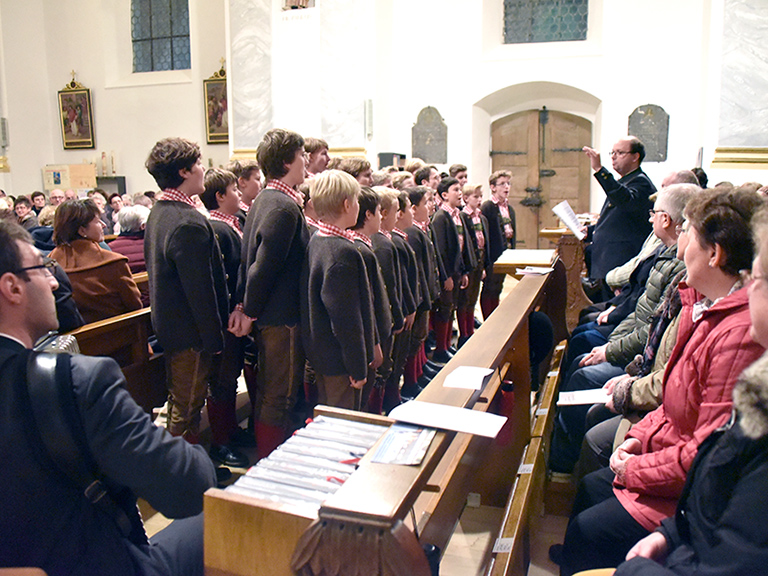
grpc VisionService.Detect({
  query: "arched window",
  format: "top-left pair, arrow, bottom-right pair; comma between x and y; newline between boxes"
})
504,0 -> 588,44
131,0 -> 191,72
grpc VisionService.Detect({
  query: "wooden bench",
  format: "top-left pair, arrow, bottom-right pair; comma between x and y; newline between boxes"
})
204,269 -> 568,576
66,308 -> 166,413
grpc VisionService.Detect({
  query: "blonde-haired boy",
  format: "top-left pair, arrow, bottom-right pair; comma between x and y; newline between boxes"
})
300,170 -> 376,410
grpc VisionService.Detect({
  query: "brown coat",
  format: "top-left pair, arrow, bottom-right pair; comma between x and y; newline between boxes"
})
50,239 -> 142,324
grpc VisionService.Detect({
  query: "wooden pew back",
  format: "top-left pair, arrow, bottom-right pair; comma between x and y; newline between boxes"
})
67,307 -> 165,413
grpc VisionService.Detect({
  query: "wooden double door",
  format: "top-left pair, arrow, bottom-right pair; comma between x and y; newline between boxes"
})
490,108 -> 592,248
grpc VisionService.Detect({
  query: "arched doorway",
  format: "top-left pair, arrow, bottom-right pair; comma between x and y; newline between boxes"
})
490,108 -> 592,248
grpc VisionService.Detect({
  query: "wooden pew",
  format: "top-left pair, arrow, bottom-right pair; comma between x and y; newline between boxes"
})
204,270 -> 567,576
66,308 -> 166,413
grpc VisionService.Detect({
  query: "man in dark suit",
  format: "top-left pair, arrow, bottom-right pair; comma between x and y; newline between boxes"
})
0,220 -> 216,575
583,136 -> 656,301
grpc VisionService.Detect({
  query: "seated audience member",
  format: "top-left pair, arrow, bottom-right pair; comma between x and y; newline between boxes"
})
304,137 -> 330,177
64,189 -> 78,201
109,205 -> 151,274
132,191 -> 154,208
338,157 -> 374,187
613,202 -> 768,575
30,190 -> 47,215
551,188 -> 766,575
49,188 -> 66,207
603,170 -> 700,295
691,166 -> 708,189
88,188 -> 113,234
549,185 -> 695,473
109,192 -> 124,234
0,220 -> 216,576
49,199 -> 142,324
14,196 -> 38,230
28,205 -> 56,252
301,170 -> 375,410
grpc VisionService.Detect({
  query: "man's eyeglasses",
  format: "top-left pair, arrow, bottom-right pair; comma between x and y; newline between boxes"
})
649,209 -> 668,217
610,150 -> 633,157
675,220 -> 690,235
15,258 -> 56,277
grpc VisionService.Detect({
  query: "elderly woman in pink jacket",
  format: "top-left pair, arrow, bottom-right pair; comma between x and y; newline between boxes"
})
551,189 -> 767,575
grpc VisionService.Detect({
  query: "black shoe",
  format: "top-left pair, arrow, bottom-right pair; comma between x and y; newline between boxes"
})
424,360 -> 443,372
432,350 -> 454,364
210,444 -> 250,468
422,364 -> 441,378
400,384 -> 423,398
457,336 -> 470,348
548,544 -> 564,566
447,345 -> 458,355
229,426 -> 257,448
215,466 -> 232,485
474,317 -> 482,329
417,374 -> 432,388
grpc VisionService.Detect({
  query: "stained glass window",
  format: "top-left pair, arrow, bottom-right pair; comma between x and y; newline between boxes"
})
504,0 -> 588,44
131,0 -> 190,72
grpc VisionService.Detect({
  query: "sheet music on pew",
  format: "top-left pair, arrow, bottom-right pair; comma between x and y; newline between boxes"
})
225,415 -> 388,511
389,400 -> 507,438
371,424 -> 436,465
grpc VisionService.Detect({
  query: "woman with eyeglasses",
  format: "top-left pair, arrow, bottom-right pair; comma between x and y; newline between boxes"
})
609,203 -> 768,575
49,199 -> 141,324
553,189 -> 767,575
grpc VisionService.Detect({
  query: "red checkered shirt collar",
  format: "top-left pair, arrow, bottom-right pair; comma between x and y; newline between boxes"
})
305,216 -> 320,230
351,230 -> 372,247
265,179 -> 304,206
463,205 -> 480,219
238,200 -> 250,213
378,229 -> 392,240
492,195 -> 508,209
315,220 -> 355,243
413,219 -> 430,234
159,188 -> 196,207
442,204 -> 462,225
392,227 -> 408,240
210,210 -> 243,237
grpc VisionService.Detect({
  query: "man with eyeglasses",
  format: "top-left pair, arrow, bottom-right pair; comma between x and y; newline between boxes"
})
582,136 -> 656,301
0,220 -> 216,575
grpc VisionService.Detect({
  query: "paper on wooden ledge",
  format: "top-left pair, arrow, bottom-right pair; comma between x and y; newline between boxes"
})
443,366 -> 494,390
389,400 -> 507,438
557,388 -> 611,406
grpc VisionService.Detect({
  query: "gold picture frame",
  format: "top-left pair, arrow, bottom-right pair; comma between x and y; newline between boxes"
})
204,70 -> 228,144
58,80 -> 95,150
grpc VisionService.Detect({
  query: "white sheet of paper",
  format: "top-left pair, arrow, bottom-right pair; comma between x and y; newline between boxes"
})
557,388 -> 611,406
552,200 -> 586,240
443,366 -> 494,390
516,266 -> 555,276
389,400 -> 507,438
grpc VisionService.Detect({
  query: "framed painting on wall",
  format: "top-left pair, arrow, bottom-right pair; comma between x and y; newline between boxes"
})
58,83 -> 95,150
204,77 -> 228,144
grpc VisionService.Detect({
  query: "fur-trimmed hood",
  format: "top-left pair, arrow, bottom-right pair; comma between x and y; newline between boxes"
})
734,350 -> 768,439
